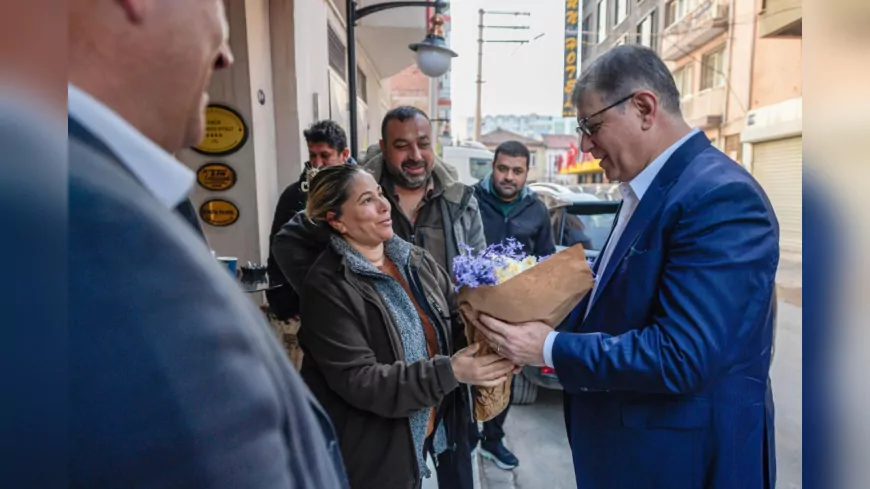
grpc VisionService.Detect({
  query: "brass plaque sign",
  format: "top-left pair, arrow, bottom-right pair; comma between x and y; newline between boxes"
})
193,104 -> 248,156
199,199 -> 240,227
197,163 -> 237,191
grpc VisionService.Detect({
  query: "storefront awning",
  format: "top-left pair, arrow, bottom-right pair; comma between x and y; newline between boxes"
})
559,158 -> 602,175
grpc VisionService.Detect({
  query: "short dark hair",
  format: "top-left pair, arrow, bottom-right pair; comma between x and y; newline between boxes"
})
493,141 -> 531,168
303,120 -> 348,152
381,106 -> 430,141
571,45 -> 682,115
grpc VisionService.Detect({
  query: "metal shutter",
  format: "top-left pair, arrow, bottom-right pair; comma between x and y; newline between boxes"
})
752,136 -> 802,258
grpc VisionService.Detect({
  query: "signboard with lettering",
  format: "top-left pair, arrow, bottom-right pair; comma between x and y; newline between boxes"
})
196,163 -> 237,191
562,0 -> 580,117
199,199 -> 240,227
193,104 -> 248,156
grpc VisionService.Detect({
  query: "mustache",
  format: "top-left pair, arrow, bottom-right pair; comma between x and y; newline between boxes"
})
401,159 -> 427,167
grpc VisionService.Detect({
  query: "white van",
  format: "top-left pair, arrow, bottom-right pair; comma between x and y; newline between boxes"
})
441,143 -> 494,186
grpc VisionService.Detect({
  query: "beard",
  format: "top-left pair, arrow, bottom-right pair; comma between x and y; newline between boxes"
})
385,158 -> 432,189
493,180 -> 520,200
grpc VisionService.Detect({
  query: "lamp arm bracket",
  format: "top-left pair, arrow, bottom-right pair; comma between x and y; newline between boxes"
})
355,1 -> 447,22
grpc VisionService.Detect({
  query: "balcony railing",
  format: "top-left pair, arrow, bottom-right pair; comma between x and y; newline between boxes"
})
680,86 -> 725,129
661,0 -> 730,61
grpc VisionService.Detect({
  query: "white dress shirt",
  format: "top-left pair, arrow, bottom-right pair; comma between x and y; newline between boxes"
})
542,129 -> 701,368
68,84 -> 195,208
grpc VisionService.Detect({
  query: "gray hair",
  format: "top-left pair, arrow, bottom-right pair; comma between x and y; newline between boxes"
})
572,45 -> 682,115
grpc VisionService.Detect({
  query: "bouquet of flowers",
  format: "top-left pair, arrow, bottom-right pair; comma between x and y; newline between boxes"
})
453,239 -> 594,421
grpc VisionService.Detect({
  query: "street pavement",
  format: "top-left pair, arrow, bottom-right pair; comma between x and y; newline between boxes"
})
480,298 -> 804,489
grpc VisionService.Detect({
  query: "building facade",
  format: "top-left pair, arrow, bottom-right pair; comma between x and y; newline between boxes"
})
176,0 -> 428,268
580,0 -> 802,259
579,0 -> 664,70
478,129 -> 548,183
741,0 -> 802,261
465,114 -> 578,140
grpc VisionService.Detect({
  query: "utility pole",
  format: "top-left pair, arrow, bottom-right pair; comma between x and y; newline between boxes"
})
473,10 -> 530,142
474,9 -> 485,142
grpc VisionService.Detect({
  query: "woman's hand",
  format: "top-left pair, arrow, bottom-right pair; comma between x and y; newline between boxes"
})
450,342 -> 517,387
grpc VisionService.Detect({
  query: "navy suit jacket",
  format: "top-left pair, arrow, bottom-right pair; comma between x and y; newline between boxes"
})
554,133 -> 779,489
69,119 -> 348,488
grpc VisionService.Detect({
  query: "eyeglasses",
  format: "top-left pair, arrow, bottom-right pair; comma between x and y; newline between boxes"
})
575,93 -> 637,137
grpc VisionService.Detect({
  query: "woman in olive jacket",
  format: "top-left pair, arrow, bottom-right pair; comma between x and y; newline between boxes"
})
298,165 -> 514,489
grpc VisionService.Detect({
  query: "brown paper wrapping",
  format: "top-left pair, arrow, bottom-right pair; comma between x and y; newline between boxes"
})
457,243 -> 594,421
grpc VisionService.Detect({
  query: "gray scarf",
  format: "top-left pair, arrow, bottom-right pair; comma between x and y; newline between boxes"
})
329,235 -> 447,478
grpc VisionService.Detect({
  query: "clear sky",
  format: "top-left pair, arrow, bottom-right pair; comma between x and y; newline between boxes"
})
449,0 -> 568,136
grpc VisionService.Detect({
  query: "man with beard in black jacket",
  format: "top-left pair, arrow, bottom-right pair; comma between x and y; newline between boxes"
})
266,120 -> 356,320
471,140 -> 556,470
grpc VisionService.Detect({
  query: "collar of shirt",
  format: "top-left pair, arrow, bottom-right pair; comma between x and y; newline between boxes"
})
67,84 -> 195,209
628,128 -> 701,201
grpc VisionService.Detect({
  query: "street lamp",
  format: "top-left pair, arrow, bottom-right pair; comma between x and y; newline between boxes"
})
346,0 -> 456,160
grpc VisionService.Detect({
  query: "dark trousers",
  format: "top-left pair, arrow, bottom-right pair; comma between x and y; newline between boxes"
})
433,387 -> 475,489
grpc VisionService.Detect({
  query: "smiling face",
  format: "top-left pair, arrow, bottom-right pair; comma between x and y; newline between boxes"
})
491,153 -> 528,201
576,90 -> 654,183
380,114 -> 435,189
327,172 -> 394,247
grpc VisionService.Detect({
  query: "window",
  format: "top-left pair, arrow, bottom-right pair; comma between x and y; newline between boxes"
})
665,0 -> 678,27
672,64 -> 694,99
357,67 -> 367,103
581,14 -> 593,63
724,134 -> 742,164
470,157 -> 491,180
596,1 -> 608,44
636,11 -> 656,49
529,152 -> 538,168
700,47 -> 725,90
615,34 -> 628,46
615,0 -> 629,26
327,25 -> 346,80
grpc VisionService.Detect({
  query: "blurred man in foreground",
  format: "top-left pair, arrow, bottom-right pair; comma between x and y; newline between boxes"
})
69,1 -> 346,487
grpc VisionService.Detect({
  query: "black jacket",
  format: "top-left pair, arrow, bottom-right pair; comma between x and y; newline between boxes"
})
266,159 -> 356,319
473,176 -> 556,257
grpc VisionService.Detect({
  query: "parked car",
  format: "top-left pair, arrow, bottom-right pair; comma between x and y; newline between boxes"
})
511,190 -> 621,405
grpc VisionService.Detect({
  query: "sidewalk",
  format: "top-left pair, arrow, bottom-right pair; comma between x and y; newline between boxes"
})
776,259 -> 802,307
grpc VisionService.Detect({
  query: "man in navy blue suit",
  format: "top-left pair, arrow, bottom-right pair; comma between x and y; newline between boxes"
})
475,45 -> 779,489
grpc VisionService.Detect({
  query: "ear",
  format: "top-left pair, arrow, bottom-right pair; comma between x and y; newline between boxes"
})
379,139 -> 386,154
326,211 -> 347,234
634,91 -> 658,131
118,0 -> 151,23
341,148 -> 351,161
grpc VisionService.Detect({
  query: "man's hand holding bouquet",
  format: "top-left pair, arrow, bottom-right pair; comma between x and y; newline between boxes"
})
453,239 -> 594,421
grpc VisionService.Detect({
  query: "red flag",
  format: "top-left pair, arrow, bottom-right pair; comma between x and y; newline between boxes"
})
567,144 -> 579,172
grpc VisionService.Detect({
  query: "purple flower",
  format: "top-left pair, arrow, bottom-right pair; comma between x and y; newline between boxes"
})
453,239 -> 532,289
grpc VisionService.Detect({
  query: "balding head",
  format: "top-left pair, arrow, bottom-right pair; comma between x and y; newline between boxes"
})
570,45 -> 691,183
69,0 -> 233,153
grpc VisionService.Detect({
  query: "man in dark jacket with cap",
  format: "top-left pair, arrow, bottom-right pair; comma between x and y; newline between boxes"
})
266,120 -> 356,320
472,140 -> 556,470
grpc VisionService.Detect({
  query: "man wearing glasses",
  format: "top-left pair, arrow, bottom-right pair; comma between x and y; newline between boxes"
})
473,45 -> 779,489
